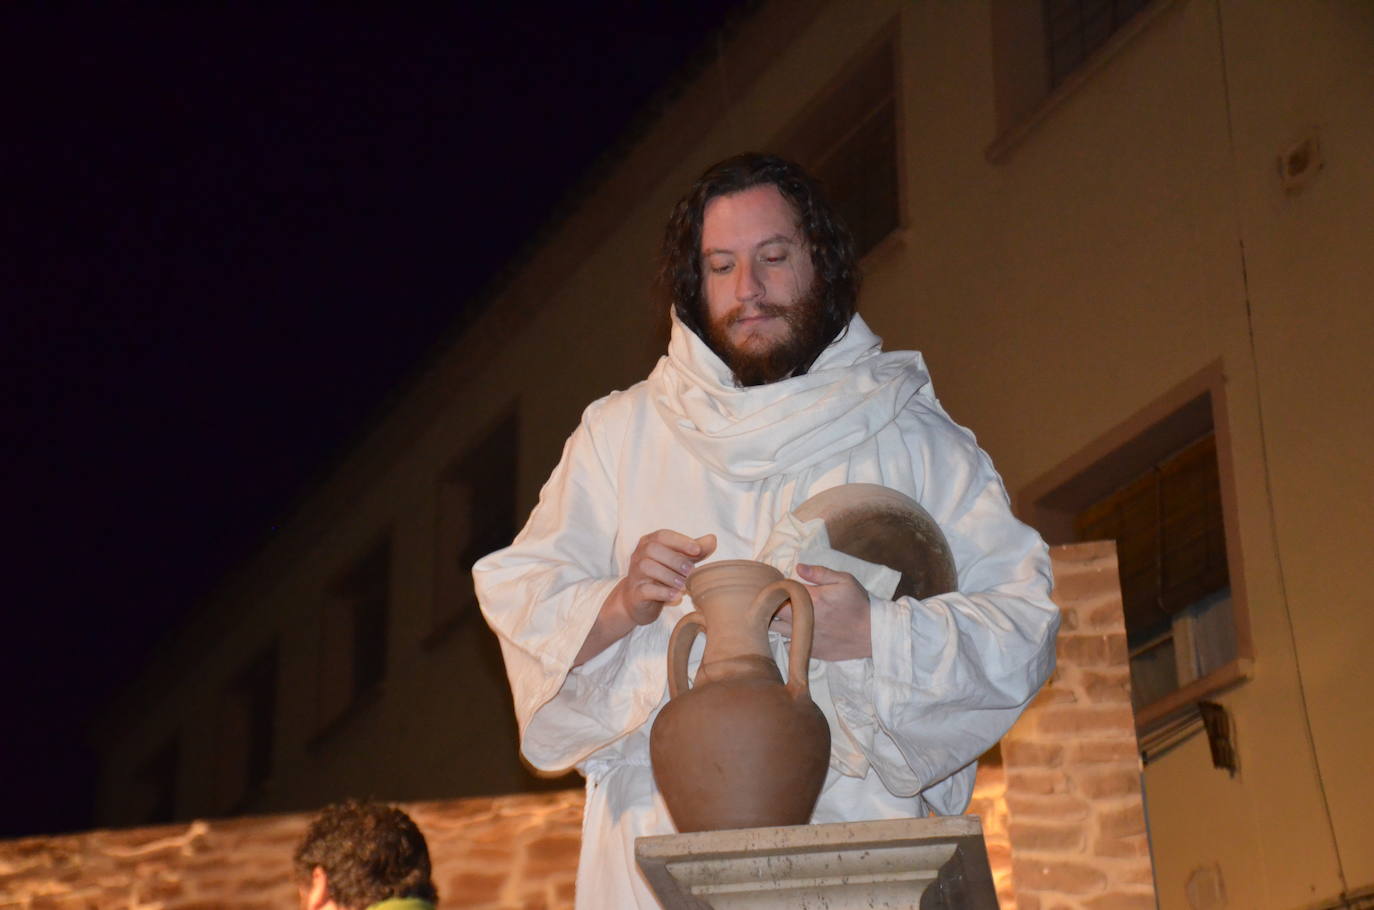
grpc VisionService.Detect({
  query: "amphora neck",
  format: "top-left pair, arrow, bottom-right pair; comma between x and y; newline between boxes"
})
684,560 -> 785,671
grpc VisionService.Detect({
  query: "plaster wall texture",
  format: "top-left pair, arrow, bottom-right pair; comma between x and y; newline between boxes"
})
828,1 -> 1372,906
92,0 -> 1371,907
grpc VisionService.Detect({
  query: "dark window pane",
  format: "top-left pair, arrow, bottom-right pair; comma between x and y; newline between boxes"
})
318,538 -> 390,733
775,39 -> 900,258
1043,0 -> 1151,88
1076,434 -> 1231,708
132,736 -> 179,825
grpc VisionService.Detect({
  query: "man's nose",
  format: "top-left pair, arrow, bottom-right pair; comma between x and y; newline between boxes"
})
735,261 -> 764,302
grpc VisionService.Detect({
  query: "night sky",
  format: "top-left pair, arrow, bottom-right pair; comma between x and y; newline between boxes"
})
1,1 -> 752,839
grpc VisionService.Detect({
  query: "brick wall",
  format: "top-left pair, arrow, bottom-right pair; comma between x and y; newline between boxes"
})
1,542 -> 1150,910
0,791 -> 583,910
999,541 -> 1156,910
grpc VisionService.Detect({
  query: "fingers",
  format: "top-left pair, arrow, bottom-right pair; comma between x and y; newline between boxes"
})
624,530 -> 719,618
797,563 -> 850,585
693,533 -> 717,559
641,540 -> 697,579
632,579 -> 683,607
638,549 -> 692,591
648,529 -> 711,559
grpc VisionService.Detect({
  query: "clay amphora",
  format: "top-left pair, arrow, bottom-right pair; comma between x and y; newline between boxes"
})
649,559 -> 830,833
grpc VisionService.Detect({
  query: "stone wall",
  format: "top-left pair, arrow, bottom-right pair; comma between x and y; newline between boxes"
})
1,542 -> 1150,909
1001,541 -> 1156,910
0,791 -> 583,910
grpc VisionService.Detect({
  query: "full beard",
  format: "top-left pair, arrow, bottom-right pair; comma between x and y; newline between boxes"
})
704,284 -> 835,387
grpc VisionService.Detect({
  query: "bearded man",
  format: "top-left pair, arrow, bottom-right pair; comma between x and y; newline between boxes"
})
474,153 -> 1059,908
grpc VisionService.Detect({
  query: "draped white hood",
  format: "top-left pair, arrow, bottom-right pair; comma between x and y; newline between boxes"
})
646,312 -> 936,482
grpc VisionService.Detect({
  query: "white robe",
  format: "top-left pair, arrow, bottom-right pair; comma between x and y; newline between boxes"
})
474,313 -> 1059,909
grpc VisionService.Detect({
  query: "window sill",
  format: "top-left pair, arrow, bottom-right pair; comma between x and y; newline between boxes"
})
1135,656 -> 1252,733
985,0 -> 1184,164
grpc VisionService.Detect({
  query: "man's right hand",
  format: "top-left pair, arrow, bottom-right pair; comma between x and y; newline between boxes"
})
574,530 -> 717,666
619,530 -> 718,625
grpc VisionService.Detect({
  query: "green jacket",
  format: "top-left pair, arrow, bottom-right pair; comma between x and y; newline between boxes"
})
367,900 -> 436,910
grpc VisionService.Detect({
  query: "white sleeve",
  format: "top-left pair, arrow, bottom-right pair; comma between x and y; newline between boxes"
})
473,398 -> 670,772
825,409 -> 1059,812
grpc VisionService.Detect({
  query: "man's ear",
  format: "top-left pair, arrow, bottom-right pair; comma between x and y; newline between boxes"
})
304,865 -> 331,910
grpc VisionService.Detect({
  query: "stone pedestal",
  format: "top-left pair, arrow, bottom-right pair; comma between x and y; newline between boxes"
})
635,816 -> 998,909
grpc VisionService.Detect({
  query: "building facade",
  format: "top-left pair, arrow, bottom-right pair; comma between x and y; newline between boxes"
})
95,2 -> 1374,908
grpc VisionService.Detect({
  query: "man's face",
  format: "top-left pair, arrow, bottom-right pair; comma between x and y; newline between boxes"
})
700,185 -> 824,386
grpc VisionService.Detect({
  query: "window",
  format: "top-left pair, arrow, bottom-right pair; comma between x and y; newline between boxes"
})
988,0 -> 1177,159
1075,435 -> 1237,712
433,410 -> 519,633
772,31 -> 902,258
1020,365 -> 1251,731
317,538 -> 390,734
1043,0 -> 1151,88
214,646 -> 277,813
130,735 -> 179,825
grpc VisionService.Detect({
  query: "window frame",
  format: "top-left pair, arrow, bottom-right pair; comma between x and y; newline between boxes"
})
767,18 -> 908,264
214,644 -> 278,813
428,406 -> 520,646
1017,362 -> 1253,732
986,0 -> 1183,163
312,534 -> 392,742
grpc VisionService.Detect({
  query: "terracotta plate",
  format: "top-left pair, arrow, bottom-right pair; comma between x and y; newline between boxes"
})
792,483 -> 957,600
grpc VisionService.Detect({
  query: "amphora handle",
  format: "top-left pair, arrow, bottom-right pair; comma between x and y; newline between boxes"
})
751,579 -> 815,699
666,612 -> 706,699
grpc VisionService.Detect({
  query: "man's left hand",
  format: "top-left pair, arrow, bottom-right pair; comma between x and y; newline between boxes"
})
771,563 -> 873,661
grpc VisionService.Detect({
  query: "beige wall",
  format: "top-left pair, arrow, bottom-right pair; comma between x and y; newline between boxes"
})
1219,2 -> 1374,891
851,1 -> 1372,906
96,1 -> 1371,907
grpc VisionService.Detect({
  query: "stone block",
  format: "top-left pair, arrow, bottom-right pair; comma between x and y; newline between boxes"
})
1085,603 -> 1127,632
1031,685 -> 1079,708
636,816 -> 999,909
1005,792 -> 1091,822
1013,858 -> 1108,894
1092,835 -> 1151,860
1006,769 -> 1069,795
1002,741 -> 1065,768
1081,670 -> 1131,704
445,871 -> 507,905
1076,768 -> 1142,800
1007,821 -> 1085,852
1049,563 -> 1119,606
1033,704 -> 1135,738
1071,740 -> 1139,765
1058,633 -> 1127,668
1096,806 -> 1148,840
522,835 -> 581,876
1082,889 -> 1158,909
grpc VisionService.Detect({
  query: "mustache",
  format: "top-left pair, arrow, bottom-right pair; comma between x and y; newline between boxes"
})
726,301 -> 792,325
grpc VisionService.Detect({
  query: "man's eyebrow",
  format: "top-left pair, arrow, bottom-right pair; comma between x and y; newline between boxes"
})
701,234 -> 796,256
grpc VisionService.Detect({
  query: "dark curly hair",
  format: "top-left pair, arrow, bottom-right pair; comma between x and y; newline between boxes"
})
658,152 -> 860,370
293,799 -> 438,909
